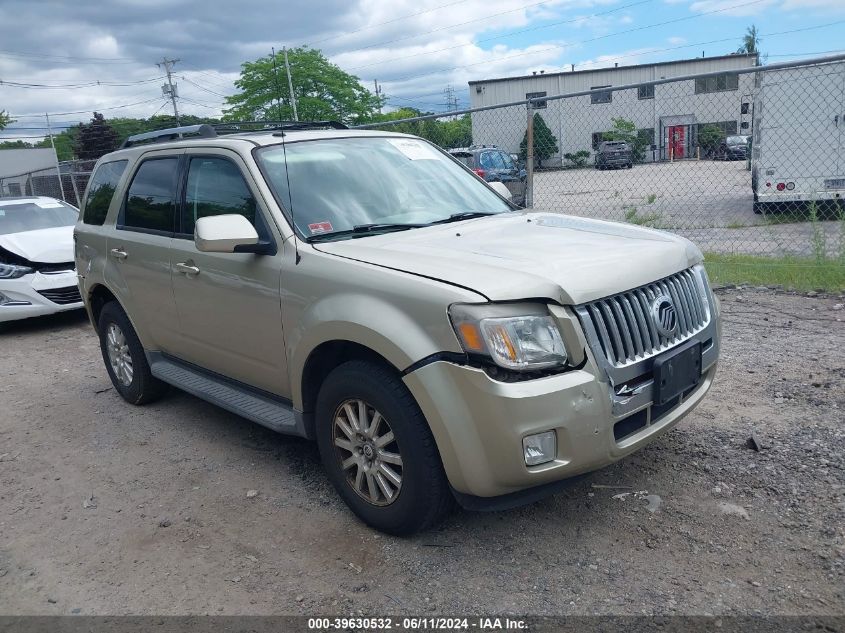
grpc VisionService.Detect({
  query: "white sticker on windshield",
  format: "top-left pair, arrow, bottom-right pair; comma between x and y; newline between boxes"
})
35,200 -> 63,208
388,138 -> 438,160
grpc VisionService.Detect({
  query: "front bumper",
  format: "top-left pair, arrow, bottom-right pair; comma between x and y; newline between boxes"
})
0,270 -> 83,323
403,282 -> 720,500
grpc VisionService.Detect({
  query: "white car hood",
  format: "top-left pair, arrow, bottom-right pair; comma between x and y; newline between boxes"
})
0,226 -> 75,264
314,212 -> 703,305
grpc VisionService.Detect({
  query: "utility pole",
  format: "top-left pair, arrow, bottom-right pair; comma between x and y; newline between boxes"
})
45,113 -> 68,203
374,79 -> 383,114
443,85 -> 458,119
283,47 -> 298,122
157,57 -> 181,126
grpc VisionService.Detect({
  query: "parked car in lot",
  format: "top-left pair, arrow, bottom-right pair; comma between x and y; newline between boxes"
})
75,123 -> 720,535
594,141 -> 633,169
449,145 -> 526,206
0,196 -> 83,323
715,135 -> 749,161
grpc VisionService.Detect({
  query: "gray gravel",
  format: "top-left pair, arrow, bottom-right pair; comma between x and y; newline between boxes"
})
0,289 -> 843,615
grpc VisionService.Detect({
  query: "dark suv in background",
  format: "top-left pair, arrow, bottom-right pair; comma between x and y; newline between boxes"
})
449,146 -> 526,206
595,141 -> 633,170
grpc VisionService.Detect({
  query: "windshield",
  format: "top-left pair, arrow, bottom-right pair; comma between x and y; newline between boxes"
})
726,136 -> 748,145
255,136 -> 512,240
0,199 -> 79,236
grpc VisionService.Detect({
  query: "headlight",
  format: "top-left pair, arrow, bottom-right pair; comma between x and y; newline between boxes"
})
450,303 -> 568,371
0,263 -> 34,279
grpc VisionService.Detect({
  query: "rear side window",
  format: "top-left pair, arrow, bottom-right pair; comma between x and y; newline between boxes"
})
123,158 -> 179,233
83,160 -> 127,225
183,157 -> 256,235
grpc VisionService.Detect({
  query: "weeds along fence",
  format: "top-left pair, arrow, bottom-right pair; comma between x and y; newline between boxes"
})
357,54 -> 845,290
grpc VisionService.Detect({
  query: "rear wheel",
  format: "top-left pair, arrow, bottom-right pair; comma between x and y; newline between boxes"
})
315,360 -> 453,535
98,302 -> 168,405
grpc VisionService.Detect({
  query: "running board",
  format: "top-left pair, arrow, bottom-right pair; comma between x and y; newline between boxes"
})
148,353 -> 306,437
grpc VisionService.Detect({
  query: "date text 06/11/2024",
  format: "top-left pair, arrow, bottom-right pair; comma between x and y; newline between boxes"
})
306,617 -> 528,630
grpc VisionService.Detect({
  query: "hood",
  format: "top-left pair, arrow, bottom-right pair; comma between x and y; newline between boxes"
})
313,212 -> 703,305
0,226 -> 75,264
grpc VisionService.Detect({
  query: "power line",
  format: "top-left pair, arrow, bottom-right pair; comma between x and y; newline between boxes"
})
9,97 -> 164,118
0,77 -> 165,89
307,0 -> 475,47
377,0 -> 773,84
347,0 -> 652,71
180,77 -> 232,99
0,48 -> 135,63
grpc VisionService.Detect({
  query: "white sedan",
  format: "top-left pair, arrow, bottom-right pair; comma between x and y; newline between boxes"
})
0,196 -> 83,322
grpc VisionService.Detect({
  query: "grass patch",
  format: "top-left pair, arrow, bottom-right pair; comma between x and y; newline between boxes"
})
645,193 -> 657,205
726,221 -> 747,229
704,253 -> 845,291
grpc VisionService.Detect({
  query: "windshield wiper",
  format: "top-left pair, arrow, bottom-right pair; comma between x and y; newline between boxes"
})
427,211 -> 499,225
307,223 -> 425,242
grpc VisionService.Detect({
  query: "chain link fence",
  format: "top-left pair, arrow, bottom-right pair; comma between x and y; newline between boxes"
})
358,55 -> 845,290
0,159 -> 96,208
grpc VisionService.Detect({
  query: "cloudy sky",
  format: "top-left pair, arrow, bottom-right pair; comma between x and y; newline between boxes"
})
1,0 -> 843,138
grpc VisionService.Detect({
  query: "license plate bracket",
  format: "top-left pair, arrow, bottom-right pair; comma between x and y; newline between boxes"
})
653,340 -> 702,406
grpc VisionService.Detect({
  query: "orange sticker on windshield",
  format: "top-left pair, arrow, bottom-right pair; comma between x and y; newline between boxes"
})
308,221 -> 333,234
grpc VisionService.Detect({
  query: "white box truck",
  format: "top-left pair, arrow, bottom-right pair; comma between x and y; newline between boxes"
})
751,60 -> 845,214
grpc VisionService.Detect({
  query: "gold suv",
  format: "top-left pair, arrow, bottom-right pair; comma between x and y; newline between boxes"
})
74,123 -> 720,534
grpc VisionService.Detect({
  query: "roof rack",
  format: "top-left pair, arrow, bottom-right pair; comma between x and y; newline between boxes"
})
121,124 -> 217,148
120,120 -> 350,149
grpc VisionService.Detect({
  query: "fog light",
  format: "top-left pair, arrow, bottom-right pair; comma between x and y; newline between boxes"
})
523,431 -> 556,466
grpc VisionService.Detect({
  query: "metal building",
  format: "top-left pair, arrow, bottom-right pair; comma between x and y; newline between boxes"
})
468,53 -> 758,165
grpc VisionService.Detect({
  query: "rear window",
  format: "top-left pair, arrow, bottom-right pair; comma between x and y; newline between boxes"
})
123,157 -> 179,233
602,142 -> 627,149
83,160 -> 127,225
0,199 -> 78,235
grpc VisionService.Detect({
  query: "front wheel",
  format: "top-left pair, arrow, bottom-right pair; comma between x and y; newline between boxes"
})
315,360 -> 453,535
98,302 -> 168,405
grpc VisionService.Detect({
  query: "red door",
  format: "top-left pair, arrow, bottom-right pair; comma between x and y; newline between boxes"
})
669,125 -> 685,159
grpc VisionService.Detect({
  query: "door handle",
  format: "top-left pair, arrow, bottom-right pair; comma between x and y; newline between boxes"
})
110,248 -> 127,260
175,262 -> 200,276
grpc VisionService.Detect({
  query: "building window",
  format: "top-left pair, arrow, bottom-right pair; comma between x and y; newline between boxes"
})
741,102 -> 750,114
695,73 -> 739,94
590,86 -> 612,104
638,84 -> 655,100
740,121 -> 750,130
526,91 -> 547,109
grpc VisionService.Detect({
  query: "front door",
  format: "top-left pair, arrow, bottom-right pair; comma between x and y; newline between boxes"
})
669,126 -> 685,159
168,150 -> 290,398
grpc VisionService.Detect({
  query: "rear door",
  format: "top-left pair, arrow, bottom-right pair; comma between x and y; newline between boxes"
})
106,152 -> 181,351
168,149 -> 290,397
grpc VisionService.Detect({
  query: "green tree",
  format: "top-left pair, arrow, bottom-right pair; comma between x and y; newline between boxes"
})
223,47 -> 383,124
697,124 -> 725,158
603,117 -> 649,163
519,113 -> 559,168
737,25 -> 760,54
368,109 -> 472,149
0,110 -> 12,131
74,112 -> 119,160
0,140 -> 34,150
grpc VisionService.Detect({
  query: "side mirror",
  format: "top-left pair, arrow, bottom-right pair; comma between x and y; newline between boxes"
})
195,214 -> 259,253
489,181 -> 512,201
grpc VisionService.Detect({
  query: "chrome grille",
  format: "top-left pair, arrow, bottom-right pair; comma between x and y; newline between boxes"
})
577,268 -> 710,367
37,286 -> 82,305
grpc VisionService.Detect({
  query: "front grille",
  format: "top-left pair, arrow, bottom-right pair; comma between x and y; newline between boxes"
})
37,285 -> 82,305
577,268 -> 709,367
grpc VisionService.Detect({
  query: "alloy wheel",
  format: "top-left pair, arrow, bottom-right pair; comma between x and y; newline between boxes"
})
106,323 -> 133,387
332,399 -> 403,506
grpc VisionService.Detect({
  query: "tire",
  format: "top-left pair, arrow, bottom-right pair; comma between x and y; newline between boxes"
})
98,302 -> 168,405
315,360 -> 453,535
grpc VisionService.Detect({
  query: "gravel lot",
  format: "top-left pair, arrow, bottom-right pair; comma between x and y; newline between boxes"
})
1,289 -> 843,616
533,161 -> 844,257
